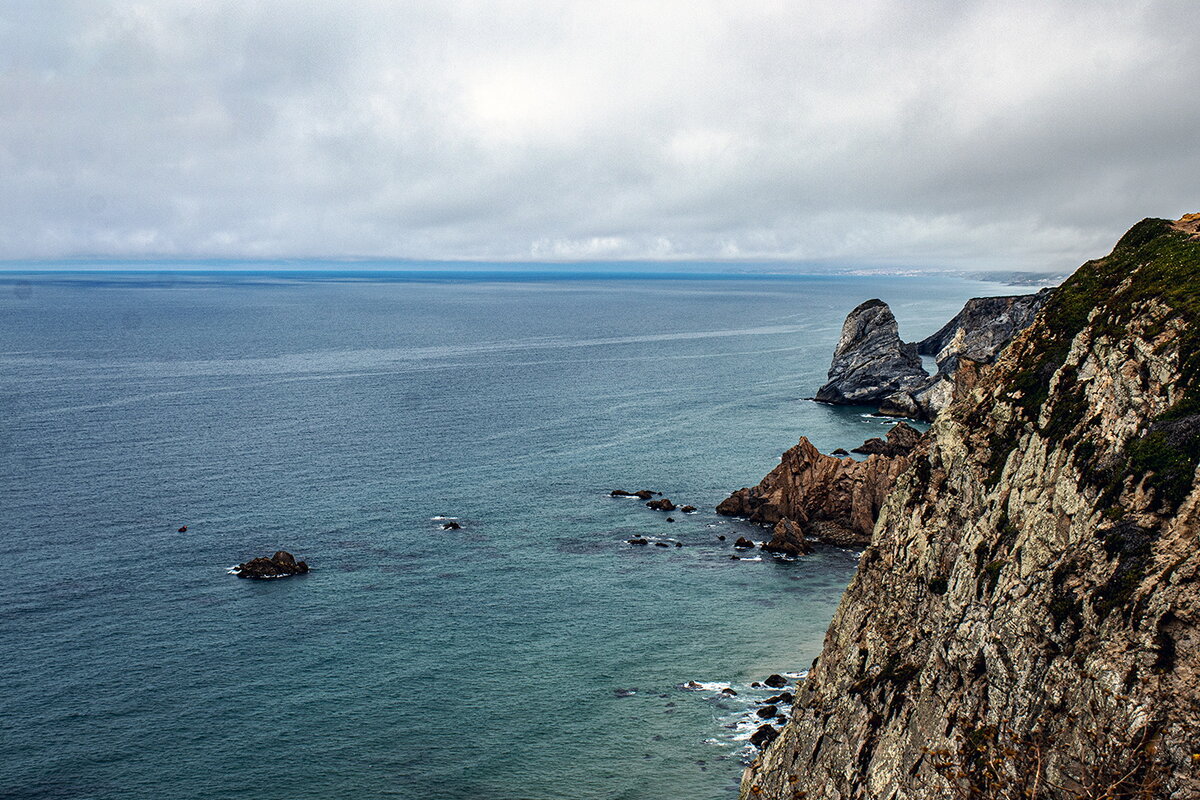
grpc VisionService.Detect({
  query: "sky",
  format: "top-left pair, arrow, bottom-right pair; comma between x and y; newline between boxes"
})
1,1 -> 1197,271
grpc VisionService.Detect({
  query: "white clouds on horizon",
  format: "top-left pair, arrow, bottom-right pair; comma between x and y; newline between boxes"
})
1,0 -> 1197,270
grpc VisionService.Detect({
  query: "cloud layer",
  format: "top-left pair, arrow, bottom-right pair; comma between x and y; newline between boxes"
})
2,0 -> 1198,269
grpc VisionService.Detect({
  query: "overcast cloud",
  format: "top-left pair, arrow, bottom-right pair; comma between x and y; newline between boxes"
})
1,0 -> 1197,269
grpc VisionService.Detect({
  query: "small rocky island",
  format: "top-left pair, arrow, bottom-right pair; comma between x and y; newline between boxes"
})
231,550 -> 310,579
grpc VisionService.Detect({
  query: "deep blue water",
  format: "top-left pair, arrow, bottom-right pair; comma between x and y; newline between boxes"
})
0,271 -> 1015,800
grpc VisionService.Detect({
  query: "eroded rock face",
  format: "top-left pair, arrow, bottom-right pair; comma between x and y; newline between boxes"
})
815,300 -> 928,405
741,217 -> 1200,800
718,423 -> 922,547
882,291 -> 1051,420
232,550 -> 310,579
917,289 -> 1051,370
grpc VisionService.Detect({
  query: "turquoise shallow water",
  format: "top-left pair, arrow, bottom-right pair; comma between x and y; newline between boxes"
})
0,272 -> 1014,800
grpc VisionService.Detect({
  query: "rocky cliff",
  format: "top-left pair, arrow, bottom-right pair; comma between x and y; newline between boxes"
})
741,217 -> 1200,799
879,289 -> 1050,421
915,289 -> 1052,370
878,289 -> 1051,420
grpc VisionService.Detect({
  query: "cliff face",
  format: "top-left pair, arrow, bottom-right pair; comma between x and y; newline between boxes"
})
881,290 -> 1050,421
915,289 -> 1051,371
742,218 -> 1200,799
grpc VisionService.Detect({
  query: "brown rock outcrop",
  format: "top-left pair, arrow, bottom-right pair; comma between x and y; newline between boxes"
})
717,423 -> 922,547
760,518 -> 811,555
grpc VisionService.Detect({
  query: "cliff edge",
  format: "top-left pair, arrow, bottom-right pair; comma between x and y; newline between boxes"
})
741,217 -> 1200,799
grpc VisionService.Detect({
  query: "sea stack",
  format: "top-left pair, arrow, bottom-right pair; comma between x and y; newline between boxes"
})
814,299 -> 928,406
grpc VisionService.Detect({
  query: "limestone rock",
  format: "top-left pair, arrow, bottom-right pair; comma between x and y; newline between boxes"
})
916,289 -> 1052,371
815,300 -> 929,405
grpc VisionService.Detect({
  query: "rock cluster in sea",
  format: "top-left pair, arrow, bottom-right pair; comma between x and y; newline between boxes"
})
717,422 -> 922,548
231,550 -> 310,579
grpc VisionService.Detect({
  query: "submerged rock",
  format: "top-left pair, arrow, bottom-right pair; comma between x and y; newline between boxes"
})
814,300 -> 928,406
627,538 -> 649,545
232,550 -> 310,579
441,521 -> 462,530
610,489 -> 658,499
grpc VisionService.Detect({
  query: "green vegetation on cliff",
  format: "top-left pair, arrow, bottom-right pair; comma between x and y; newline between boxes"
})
996,218 -> 1200,510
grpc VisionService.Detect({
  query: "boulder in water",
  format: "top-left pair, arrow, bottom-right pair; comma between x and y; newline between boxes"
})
232,551 -> 310,579
750,724 -> 779,749
761,518 -> 811,556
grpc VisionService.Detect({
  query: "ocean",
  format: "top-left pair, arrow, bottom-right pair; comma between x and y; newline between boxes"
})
0,270 -> 1017,800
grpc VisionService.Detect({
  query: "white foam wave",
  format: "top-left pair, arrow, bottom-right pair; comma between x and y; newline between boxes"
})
692,681 -> 731,692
